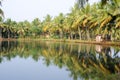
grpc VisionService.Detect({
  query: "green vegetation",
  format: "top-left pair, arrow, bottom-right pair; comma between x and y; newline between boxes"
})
0,0 -> 4,17
0,0 -> 120,42
0,1 -> 119,80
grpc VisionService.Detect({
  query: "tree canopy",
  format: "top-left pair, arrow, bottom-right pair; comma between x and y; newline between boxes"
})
0,0 -> 119,41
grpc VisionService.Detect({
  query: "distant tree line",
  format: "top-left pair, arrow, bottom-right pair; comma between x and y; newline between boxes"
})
0,0 -> 120,41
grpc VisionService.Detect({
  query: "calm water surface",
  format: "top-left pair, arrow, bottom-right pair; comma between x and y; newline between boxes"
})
0,41 -> 120,80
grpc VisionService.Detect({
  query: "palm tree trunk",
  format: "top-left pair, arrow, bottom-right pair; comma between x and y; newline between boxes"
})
70,32 -> 73,39
59,29 -> 63,39
60,31 -> 63,39
86,29 -> 91,40
0,28 -> 2,39
8,29 -> 10,39
0,41 -> 2,52
78,26 -> 82,40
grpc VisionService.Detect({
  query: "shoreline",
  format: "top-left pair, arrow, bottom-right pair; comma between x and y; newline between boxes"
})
0,38 -> 120,47
41,39 -> 120,47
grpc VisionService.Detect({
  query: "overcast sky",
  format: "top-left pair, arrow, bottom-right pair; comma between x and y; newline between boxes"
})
2,0 -> 99,22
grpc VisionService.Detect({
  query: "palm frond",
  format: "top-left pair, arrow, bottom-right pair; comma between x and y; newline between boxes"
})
100,16 -> 112,28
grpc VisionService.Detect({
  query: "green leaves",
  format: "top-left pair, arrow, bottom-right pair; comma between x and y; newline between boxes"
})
0,0 -> 4,18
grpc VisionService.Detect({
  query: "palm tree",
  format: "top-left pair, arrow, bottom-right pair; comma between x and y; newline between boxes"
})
4,19 -> 12,39
31,18 -> 42,38
0,0 -> 4,17
0,0 -> 4,39
22,20 -> 31,37
17,22 -> 25,38
70,3 -> 81,39
52,13 -> 65,39
63,15 -> 74,39
0,17 -> 3,39
95,0 -> 120,41
71,3 -> 92,40
42,14 -> 52,38
57,13 -> 65,39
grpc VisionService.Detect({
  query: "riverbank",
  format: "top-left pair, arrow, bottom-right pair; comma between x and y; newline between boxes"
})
0,38 -> 120,47
17,38 -> 120,47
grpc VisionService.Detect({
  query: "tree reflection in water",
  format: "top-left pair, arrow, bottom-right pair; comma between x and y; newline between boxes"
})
0,41 -> 120,80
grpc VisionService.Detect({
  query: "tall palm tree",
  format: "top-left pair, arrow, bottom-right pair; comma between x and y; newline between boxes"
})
0,0 -> 4,17
42,14 -> 52,38
52,13 -> 65,39
4,19 -> 12,39
63,15 -> 74,39
0,0 -> 4,39
31,18 -> 42,37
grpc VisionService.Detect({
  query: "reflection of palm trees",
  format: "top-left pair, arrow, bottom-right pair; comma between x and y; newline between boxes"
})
0,41 -> 120,80
95,45 -> 112,55
95,45 -> 120,73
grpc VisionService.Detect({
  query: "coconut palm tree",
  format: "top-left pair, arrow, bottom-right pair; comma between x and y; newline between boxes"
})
63,15 -> 74,39
52,13 -> 65,39
71,3 -> 92,40
0,0 -> 4,39
0,0 -> 4,17
0,17 -> 3,39
31,18 -> 42,38
94,0 -> 120,41
4,19 -> 12,39
70,3 -> 82,39
42,14 -> 52,38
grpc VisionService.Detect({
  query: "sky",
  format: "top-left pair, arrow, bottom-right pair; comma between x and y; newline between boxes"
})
2,0 -> 99,22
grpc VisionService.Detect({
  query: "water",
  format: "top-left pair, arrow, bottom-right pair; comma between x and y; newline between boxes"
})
0,41 -> 120,80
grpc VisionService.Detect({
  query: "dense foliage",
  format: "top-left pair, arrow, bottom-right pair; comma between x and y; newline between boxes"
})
0,0 -> 120,41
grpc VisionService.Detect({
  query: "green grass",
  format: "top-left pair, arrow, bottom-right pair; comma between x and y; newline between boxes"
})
17,38 -> 120,47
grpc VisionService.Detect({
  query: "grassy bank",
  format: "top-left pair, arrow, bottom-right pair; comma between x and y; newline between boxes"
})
0,38 -> 120,47
17,38 -> 120,47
